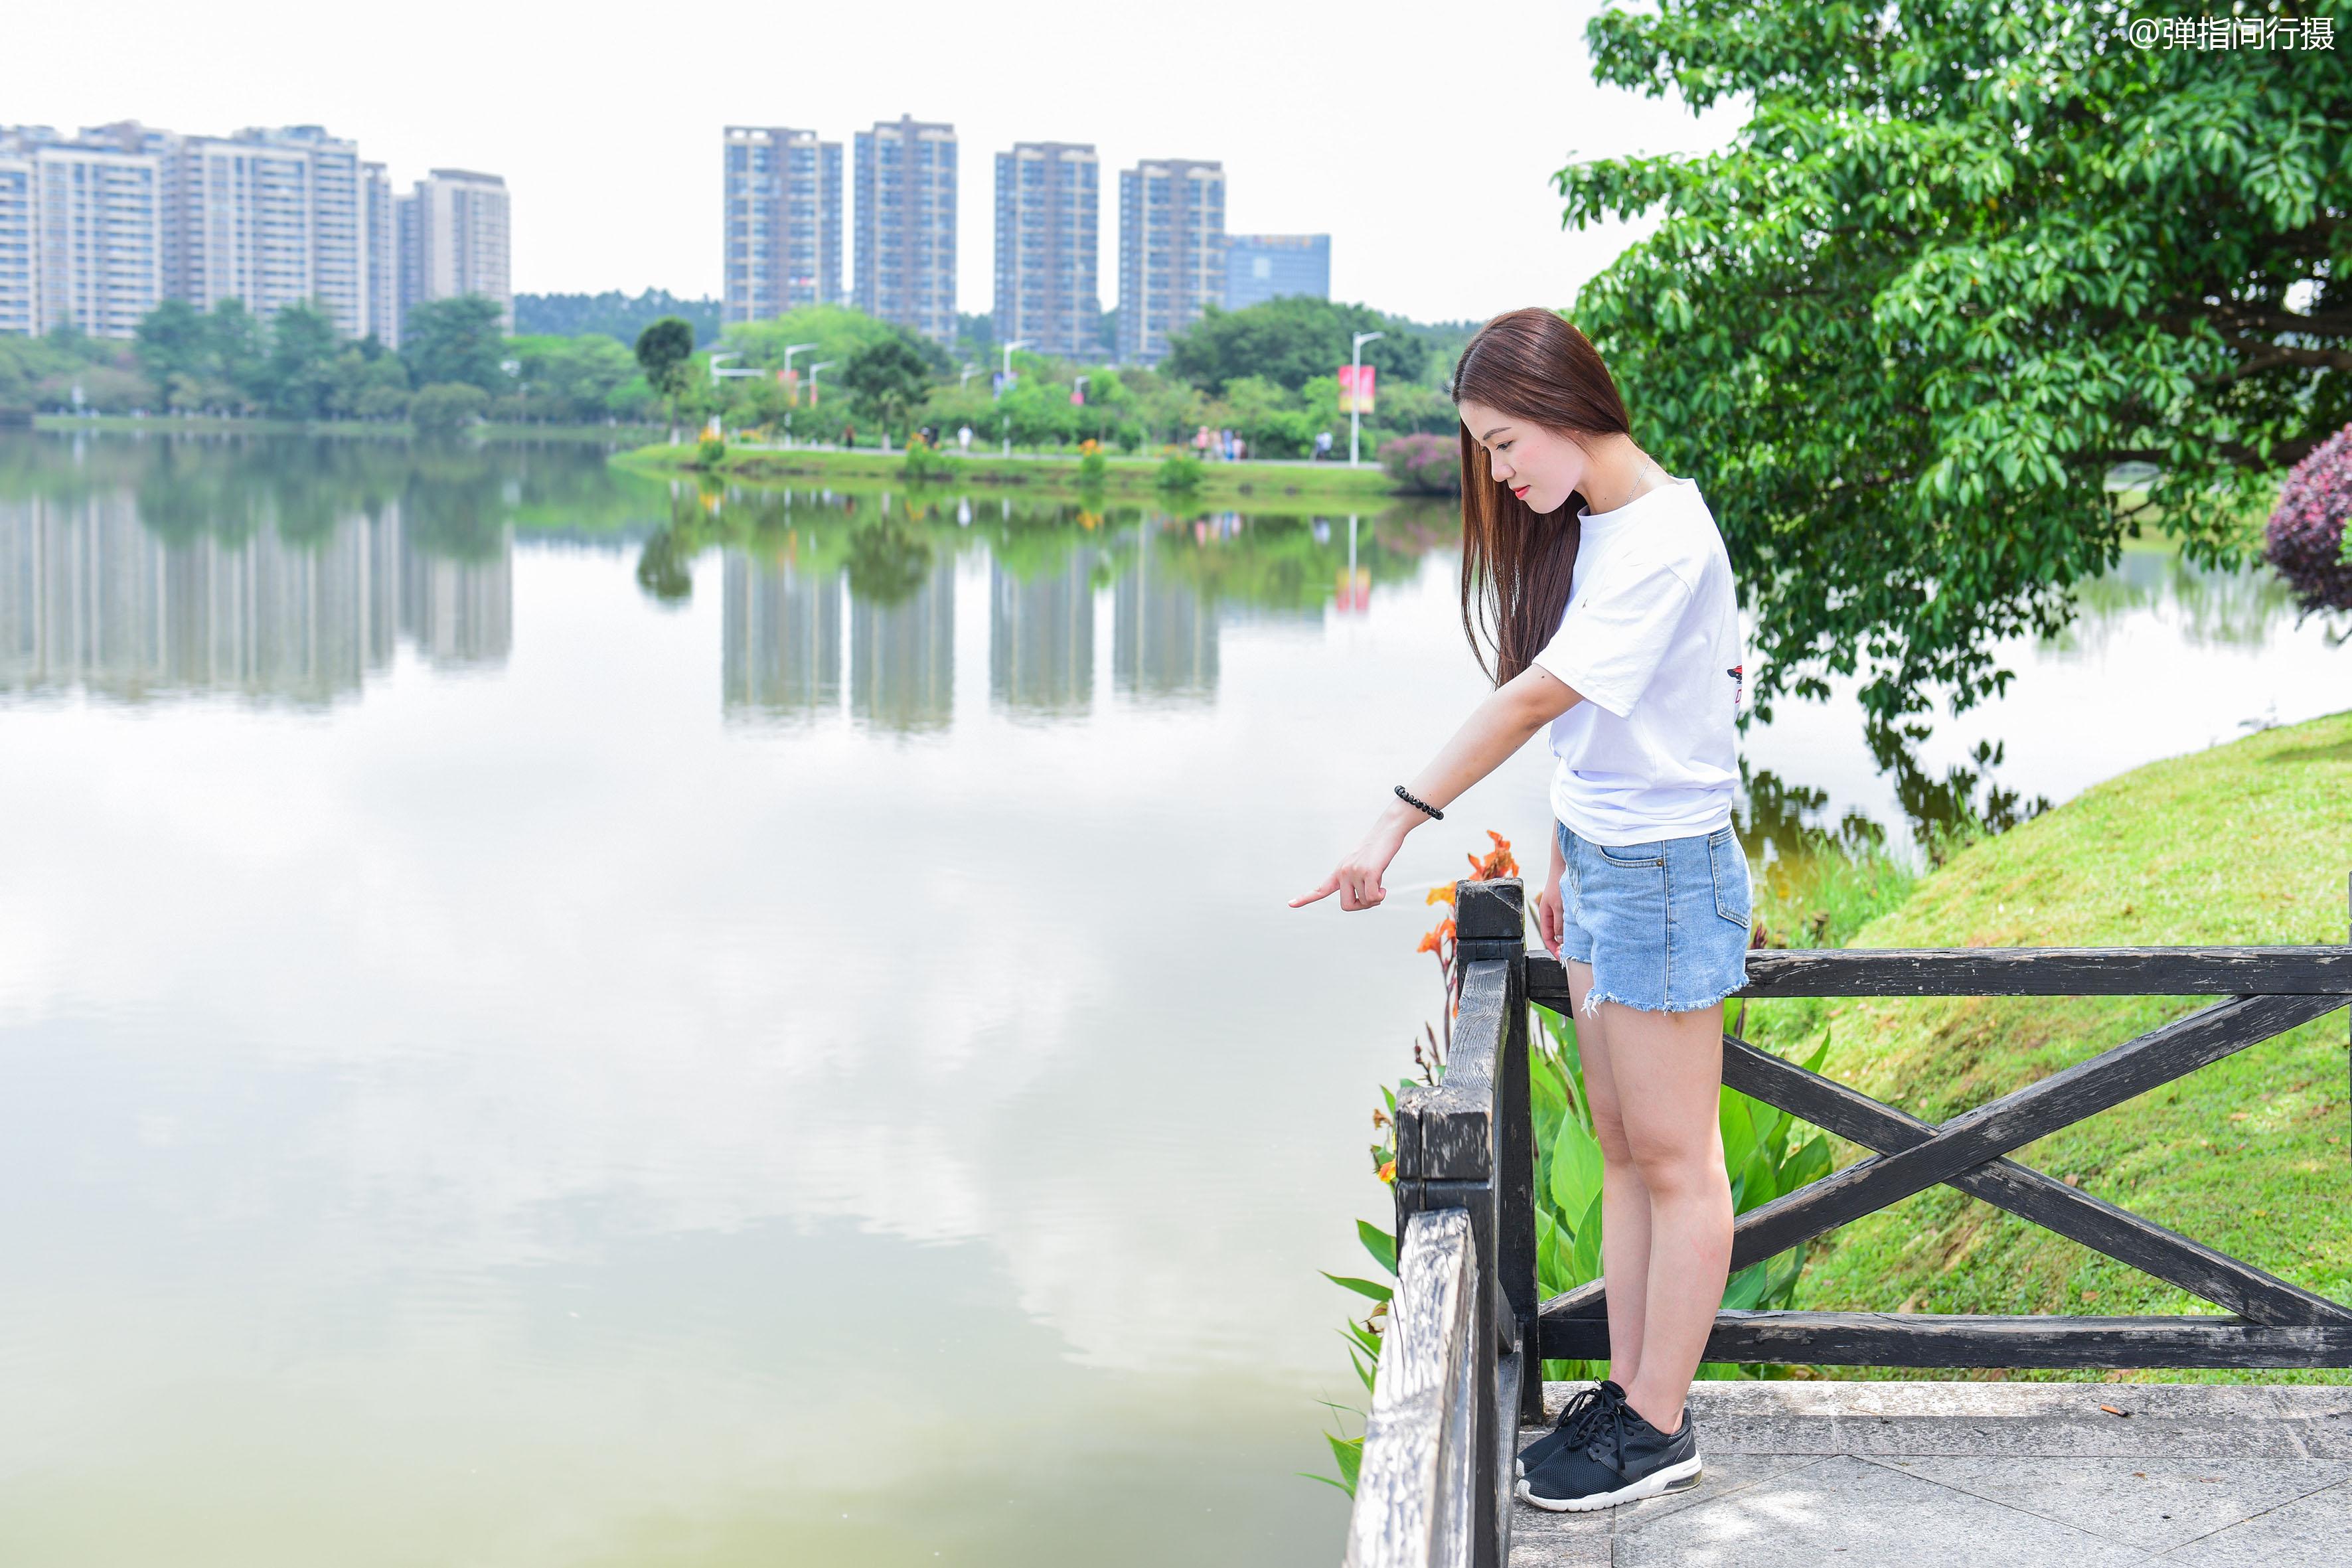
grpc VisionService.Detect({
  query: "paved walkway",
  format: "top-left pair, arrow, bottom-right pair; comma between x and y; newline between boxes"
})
1512,1380 -> 2351,1566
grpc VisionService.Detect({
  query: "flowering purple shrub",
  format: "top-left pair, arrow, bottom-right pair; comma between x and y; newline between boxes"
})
2264,422 -> 2352,612
1378,431 -> 1460,495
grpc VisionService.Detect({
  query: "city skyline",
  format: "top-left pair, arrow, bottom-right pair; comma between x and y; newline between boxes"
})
1,3 -> 1745,326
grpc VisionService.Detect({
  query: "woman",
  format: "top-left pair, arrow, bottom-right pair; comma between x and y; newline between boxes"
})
1291,307 -> 1747,1514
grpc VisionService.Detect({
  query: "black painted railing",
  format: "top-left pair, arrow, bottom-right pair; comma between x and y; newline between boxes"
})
1343,876 -> 2352,1568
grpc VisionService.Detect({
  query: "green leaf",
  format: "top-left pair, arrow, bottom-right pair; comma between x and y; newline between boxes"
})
1549,1112 -> 1606,1222
1323,1272 -> 1394,1304
1358,1219 -> 1397,1277
1567,1190 -> 1605,1287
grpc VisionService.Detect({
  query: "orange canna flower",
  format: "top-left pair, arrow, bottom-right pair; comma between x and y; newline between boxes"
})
1377,1160 -> 1396,1184
1415,917 -> 1455,955
1425,885 -> 1456,907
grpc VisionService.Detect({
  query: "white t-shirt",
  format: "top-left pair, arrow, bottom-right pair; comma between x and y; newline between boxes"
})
1528,476 -> 1743,844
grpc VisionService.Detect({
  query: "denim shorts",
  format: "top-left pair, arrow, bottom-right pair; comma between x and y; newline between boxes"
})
1554,821 -> 1752,1014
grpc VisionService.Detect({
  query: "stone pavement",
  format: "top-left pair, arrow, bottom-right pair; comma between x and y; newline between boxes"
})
1511,1380 -> 2351,1566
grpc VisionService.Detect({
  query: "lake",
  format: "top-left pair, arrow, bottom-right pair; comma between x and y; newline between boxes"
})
0,431 -> 2343,1567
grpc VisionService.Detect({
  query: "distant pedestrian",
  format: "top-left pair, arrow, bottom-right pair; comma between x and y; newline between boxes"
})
1314,430 -> 1334,461
1233,435 -> 1247,462
958,424 -> 973,452
1194,425 -> 1212,458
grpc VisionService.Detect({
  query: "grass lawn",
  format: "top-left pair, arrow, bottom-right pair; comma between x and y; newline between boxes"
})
1749,708 -> 2352,1383
612,441 -> 1408,505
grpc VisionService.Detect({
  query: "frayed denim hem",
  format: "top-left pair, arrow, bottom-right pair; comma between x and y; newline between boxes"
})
1579,979 -> 1745,1018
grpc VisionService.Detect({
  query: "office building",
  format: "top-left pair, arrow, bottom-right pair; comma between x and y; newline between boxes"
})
1223,233 -> 1328,311
397,168 -> 512,335
1117,158 -> 1223,364
724,125 -> 842,323
993,141 -> 1098,360
854,115 -> 957,344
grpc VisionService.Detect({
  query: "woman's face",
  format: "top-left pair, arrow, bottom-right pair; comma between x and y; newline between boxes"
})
1456,400 -> 1587,515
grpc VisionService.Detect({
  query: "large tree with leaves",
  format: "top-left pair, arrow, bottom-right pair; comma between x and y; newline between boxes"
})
1559,0 -> 2349,727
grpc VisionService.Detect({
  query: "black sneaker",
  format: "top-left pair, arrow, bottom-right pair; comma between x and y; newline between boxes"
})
1514,1379 -> 1625,1480
1516,1393 -> 1701,1512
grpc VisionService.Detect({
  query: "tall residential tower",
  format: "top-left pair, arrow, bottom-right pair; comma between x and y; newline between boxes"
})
397,168 -> 511,335
1117,158 -> 1223,365
854,116 -> 957,345
723,125 -> 842,323
993,141 -> 1098,361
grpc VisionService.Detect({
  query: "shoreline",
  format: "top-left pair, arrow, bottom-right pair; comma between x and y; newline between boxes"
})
612,440 -> 1419,504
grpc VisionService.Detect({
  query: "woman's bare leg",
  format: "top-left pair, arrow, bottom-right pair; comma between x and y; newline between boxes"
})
1599,998 -> 1733,1433
1565,960 -> 1652,1392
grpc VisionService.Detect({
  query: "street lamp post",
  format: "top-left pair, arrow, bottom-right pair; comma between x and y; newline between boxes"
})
806,362 -> 836,443
1349,330 -> 1385,468
998,341 -> 1030,455
780,341 -> 820,447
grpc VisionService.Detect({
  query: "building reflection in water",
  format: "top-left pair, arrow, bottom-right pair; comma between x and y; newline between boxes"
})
722,551 -> 843,722
848,557 -> 955,734
0,491 -> 511,706
990,547 -> 1094,715
1113,529 -> 1216,704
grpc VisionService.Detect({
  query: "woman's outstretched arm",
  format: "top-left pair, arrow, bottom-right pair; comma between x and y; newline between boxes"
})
1290,663 -> 1582,911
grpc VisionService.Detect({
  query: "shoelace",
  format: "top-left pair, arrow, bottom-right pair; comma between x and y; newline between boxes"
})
1584,1395 -> 1640,1468
1550,1382 -> 1621,1448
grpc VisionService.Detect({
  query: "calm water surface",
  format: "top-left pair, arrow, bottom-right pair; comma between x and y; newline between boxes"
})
0,433 -> 2343,1567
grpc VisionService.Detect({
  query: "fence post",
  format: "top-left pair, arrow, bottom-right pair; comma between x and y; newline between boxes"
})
1455,879 -> 1539,1425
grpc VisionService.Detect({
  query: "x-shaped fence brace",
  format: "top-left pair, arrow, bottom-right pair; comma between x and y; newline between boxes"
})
1528,947 -> 2352,1368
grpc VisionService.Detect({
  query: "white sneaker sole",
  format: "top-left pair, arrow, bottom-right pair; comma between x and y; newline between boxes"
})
1516,1454 -> 1702,1512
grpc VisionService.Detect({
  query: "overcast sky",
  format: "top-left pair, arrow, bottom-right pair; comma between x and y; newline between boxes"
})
9,1 -> 1747,324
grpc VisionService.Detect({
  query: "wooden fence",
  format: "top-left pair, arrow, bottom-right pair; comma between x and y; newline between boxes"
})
1343,877 -> 2352,1568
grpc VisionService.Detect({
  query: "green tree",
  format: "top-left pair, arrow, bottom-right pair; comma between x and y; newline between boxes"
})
410,382 -> 490,434
1559,0 -> 2350,726
261,302 -> 342,419
402,296 -> 508,392
838,335 -> 937,439
634,315 -> 697,433
1164,297 -> 1429,395
132,299 -> 210,388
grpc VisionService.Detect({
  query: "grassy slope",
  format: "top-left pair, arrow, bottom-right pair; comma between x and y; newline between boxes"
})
612,441 -> 1406,504
1753,709 -> 2352,1383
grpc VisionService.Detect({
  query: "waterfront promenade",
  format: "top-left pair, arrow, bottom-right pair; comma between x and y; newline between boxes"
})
1513,1380 -> 2350,1566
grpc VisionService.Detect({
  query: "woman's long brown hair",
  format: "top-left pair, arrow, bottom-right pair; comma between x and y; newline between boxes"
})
1450,308 -> 1632,686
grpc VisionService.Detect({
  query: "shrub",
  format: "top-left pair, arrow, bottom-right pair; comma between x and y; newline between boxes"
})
354,384 -> 412,422
1075,439 -> 1109,489
1154,451 -> 1203,491
2264,422 -> 2352,612
899,433 -> 955,484
696,433 -> 728,467
1378,431 -> 1460,495
408,382 -> 489,434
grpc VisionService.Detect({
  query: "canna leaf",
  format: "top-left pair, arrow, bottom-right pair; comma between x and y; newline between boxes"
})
1358,1219 -> 1397,1276
1323,1273 -> 1394,1304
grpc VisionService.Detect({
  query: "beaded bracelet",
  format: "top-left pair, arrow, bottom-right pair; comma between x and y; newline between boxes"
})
1394,784 -> 1445,821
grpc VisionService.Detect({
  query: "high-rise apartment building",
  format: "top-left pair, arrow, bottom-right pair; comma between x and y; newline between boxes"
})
0,119 -> 497,347
854,116 -> 957,345
1223,234 -> 1328,311
0,143 -> 34,337
397,169 -> 512,335
1,125 -> 165,340
153,125 -> 372,339
993,141 -> 1098,361
1117,159 -> 1223,364
362,162 -> 398,347
724,125 -> 842,323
